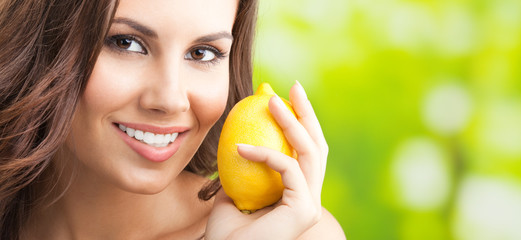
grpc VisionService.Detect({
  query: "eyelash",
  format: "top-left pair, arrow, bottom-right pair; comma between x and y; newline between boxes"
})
186,45 -> 227,66
105,34 -> 147,54
104,34 -> 228,65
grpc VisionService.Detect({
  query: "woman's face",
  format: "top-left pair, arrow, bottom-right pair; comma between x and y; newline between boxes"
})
64,0 -> 237,193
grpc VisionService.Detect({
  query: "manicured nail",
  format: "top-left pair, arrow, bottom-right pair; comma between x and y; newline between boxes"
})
295,80 -> 308,99
273,94 -> 285,106
236,143 -> 255,150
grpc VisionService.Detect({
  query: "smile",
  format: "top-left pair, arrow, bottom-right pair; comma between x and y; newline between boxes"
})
118,123 -> 179,148
114,122 -> 189,163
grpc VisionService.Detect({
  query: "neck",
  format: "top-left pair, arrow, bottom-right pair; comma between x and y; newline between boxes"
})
24,160 -> 212,239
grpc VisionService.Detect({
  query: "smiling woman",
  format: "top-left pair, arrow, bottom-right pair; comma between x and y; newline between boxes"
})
0,0 -> 344,239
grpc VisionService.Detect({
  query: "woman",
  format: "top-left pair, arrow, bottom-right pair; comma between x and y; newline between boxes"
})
0,0 -> 345,239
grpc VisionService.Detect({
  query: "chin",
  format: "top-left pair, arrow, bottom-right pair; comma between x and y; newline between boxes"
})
120,181 -> 170,195
115,169 -> 176,195
133,184 -> 166,195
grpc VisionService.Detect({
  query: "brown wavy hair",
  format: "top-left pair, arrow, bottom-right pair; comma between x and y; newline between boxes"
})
0,0 -> 257,238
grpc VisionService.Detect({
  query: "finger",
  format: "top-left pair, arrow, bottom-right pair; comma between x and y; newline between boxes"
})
269,94 -> 322,198
289,81 -> 327,149
236,144 -> 310,198
268,95 -> 317,161
288,81 -> 328,199
220,145 -> 322,239
289,81 -> 328,174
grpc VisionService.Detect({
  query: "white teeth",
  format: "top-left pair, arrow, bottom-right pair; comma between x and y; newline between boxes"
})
170,132 -> 178,142
118,124 -> 178,147
126,127 -> 135,137
135,130 -> 144,141
151,142 -> 168,148
143,132 -> 154,144
154,134 -> 165,144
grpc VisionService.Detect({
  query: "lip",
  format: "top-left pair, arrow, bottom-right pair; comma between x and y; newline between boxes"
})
113,122 -> 189,163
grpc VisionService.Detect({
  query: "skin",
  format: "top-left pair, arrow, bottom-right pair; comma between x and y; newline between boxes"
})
23,0 -> 345,239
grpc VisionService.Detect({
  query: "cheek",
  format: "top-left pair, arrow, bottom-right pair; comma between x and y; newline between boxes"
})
82,53 -> 136,115
189,74 -> 230,129
71,57 -> 114,141
67,52 -> 139,158
67,57 -> 115,151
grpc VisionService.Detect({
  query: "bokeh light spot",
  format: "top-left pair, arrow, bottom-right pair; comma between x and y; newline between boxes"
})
392,137 -> 450,210
422,83 -> 473,136
453,176 -> 521,240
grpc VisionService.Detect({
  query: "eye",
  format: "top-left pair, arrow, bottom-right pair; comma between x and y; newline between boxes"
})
107,35 -> 147,54
185,47 -> 218,62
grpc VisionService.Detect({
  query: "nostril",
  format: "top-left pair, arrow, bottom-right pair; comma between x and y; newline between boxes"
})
145,107 -> 170,115
138,84 -> 190,114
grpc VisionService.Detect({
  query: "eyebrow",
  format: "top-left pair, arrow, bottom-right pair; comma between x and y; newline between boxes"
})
193,31 -> 234,43
111,17 -> 233,43
112,17 -> 158,38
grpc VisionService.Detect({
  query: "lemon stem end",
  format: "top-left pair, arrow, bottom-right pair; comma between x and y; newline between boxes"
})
255,82 -> 276,96
240,209 -> 255,214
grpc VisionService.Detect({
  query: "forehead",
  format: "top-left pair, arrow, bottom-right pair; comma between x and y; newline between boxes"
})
114,0 -> 238,37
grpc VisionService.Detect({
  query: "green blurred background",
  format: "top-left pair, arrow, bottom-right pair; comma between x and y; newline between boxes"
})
252,0 -> 521,239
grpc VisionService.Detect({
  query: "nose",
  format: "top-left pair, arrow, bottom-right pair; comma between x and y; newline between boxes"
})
139,59 -> 190,115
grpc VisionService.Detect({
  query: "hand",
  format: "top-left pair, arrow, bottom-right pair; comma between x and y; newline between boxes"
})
206,81 -> 329,240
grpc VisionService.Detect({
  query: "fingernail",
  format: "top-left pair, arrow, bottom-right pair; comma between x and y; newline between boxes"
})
236,143 -> 255,150
273,94 -> 285,106
295,80 -> 308,99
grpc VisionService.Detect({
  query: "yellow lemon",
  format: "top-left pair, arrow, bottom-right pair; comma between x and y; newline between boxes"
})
217,82 -> 296,213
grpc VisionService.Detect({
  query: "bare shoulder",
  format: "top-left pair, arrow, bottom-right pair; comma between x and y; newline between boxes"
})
298,207 -> 346,240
